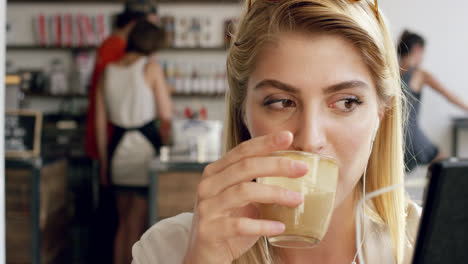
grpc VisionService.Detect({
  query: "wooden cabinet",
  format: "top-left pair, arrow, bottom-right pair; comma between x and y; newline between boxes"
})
148,161 -> 209,223
6,158 -> 68,264
157,171 -> 202,219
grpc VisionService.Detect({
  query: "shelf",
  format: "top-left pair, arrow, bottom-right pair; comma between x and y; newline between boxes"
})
172,93 -> 225,98
8,0 -> 238,3
162,47 -> 228,52
7,45 -> 228,52
22,92 -> 224,99
23,92 -> 88,99
7,45 -> 97,51
6,75 -> 21,85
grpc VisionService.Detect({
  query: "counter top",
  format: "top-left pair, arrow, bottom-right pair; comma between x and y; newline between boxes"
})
5,156 -> 65,168
452,116 -> 468,156
148,155 -> 213,172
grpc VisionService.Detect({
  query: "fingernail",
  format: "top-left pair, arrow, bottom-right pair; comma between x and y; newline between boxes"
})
275,131 -> 291,146
287,190 -> 303,201
292,160 -> 309,172
271,222 -> 285,233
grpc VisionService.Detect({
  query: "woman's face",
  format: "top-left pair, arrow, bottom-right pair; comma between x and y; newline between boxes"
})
410,44 -> 425,67
244,32 -> 383,207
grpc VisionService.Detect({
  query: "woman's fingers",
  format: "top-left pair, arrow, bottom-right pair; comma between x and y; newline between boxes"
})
200,182 -> 303,216
199,217 -> 285,241
191,131 -> 303,253
202,131 -> 293,178
197,156 -> 309,199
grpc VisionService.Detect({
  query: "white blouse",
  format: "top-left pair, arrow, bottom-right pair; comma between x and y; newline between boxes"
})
132,202 -> 421,264
104,57 -> 156,128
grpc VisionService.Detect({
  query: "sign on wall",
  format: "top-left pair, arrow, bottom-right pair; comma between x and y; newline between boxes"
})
5,110 -> 42,158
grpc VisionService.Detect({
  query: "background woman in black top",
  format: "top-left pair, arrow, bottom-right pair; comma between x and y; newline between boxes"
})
398,30 -> 468,172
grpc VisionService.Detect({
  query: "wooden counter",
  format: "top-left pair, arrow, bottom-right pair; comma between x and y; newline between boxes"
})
6,157 -> 68,264
148,157 -> 209,224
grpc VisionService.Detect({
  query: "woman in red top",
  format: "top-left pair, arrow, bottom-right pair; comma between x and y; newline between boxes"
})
85,5 -> 158,186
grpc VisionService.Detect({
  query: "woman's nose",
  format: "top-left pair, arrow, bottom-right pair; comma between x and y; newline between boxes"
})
292,110 -> 327,154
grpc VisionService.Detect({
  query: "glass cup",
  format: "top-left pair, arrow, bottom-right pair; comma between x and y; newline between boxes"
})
258,151 -> 339,248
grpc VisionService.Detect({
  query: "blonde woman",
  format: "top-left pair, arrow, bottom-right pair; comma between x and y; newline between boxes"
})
132,0 -> 421,263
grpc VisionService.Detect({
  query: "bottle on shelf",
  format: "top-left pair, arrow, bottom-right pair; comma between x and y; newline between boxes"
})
49,58 -> 68,95
183,64 -> 192,94
174,62 -> 183,94
215,63 -> 226,94
192,68 -> 200,94
160,59 -> 227,96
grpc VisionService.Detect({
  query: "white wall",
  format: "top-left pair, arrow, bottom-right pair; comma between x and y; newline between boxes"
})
380,0 -> 468,157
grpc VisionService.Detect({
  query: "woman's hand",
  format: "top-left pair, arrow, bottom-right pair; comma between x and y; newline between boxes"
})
183,131 -> 308,264
159,119 -> 172,145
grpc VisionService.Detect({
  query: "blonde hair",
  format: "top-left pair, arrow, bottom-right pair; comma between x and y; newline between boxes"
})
225,0 -> 408,263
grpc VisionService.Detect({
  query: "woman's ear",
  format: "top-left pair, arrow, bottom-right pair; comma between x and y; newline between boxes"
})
372,118 -> 379,142
378,106 -> 385,124
372,109 -> 384,142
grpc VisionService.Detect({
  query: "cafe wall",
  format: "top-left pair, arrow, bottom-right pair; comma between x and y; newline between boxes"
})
8,1 -> 468,157
381,0 -> 468,157
6,2 -> 241,121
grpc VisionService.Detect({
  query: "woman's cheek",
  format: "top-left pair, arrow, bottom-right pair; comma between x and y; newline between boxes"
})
333,125 -> 373,204
247,110 -> 295,138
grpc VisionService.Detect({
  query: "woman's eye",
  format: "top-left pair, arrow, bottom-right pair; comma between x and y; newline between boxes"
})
264,99 -> 296,110
330,97 -> 363,112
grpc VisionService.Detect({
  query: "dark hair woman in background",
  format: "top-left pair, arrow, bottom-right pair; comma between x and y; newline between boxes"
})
398,30 -> 468,172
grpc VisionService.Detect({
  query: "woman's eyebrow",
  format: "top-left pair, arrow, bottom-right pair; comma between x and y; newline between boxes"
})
254,79 -> 369,94
323,80 -> 369,94
254,79 -> 300,93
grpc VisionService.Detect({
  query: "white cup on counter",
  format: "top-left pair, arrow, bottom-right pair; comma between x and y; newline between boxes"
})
160,146 -> 170,162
